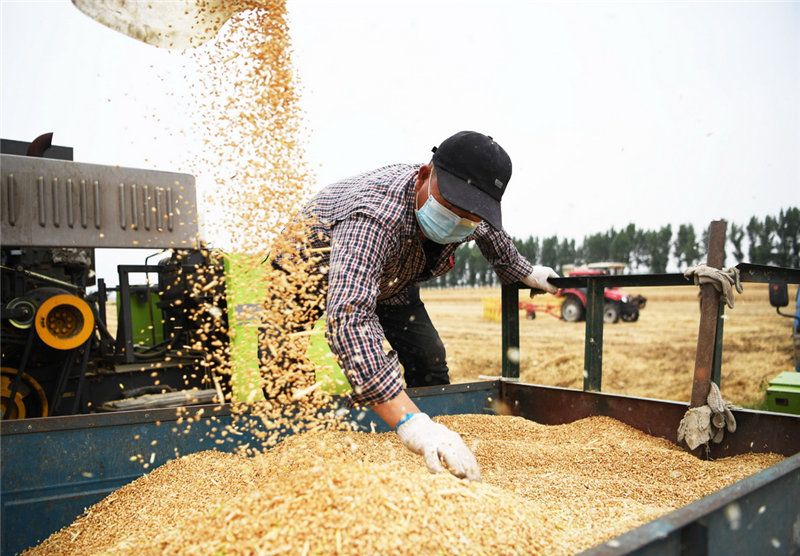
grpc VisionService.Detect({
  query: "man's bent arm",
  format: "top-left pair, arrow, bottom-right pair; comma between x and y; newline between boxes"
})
370,390 -> 420,429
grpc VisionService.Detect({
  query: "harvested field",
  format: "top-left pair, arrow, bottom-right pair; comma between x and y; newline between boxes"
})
106,282 -> 793,409
24,414 -> 784,555
422,282 -> 796,409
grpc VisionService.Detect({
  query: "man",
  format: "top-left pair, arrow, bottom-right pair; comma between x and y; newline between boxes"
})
270,131 -> 559,482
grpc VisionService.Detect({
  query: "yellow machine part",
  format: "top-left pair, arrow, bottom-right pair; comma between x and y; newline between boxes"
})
1,367 -> 49,420
6,298 -> 37,329
34,294 -> 95,350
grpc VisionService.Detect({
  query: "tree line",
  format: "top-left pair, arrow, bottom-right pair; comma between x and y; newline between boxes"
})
426,206 -> 800,288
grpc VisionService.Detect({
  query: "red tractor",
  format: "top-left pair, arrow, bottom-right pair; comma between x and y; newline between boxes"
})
556,265 -> 647,324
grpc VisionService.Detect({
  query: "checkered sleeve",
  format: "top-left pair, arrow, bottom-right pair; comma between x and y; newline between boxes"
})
324,213 -> 404,406
474,225 -> 534,284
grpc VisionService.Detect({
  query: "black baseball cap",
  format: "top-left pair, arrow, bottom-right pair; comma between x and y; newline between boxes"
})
431,131 -> 512,230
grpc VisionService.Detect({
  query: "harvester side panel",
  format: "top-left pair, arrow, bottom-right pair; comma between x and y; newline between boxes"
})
1,154 -> 198,249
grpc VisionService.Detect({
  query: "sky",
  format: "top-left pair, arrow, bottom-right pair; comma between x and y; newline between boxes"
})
1,0 -> 799,282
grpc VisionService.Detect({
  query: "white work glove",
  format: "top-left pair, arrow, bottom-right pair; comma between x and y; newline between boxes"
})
677,405 -> 713,450
684,264 -> 743,308
706,382 -> 737,443
395,413 -> 481,482
676,383 -> 738,450
522,265 -> 559,295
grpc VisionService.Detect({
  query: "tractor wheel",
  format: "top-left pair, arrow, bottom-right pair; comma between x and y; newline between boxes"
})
561,297 -> 585,322
526,311 -> 536,320
621,308 -> 640,322
603,303 -> 620,324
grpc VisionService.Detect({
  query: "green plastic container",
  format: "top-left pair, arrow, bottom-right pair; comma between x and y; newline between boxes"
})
766,371 -> 800,415
308,317 -> 352,394
117,286 -> 163,346
223,253 -> 350,402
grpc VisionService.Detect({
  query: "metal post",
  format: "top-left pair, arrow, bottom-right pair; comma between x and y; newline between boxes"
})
584,278 -> 605,391
711,301 -> 725,386
97,278 -> 108,328
117,267 -> 135,364
501,284 -> 520,380
690,220 -> 727,408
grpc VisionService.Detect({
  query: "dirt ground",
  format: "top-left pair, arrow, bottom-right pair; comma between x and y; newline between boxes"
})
420,282 -> 796,409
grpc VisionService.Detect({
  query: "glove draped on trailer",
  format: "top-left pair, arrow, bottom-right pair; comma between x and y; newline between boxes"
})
678,382 -> 739,450
684,264 -> 743,309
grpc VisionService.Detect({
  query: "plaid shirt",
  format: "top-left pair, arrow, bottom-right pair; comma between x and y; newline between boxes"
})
287,163 -> 533,406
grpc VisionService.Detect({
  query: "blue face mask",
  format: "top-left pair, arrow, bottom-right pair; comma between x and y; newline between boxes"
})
415,179 -> 480,244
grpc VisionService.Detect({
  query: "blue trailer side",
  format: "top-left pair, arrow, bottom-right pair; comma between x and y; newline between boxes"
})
0,382 -> 495,555
583,452 -> 800,555
3,381 -> 799,555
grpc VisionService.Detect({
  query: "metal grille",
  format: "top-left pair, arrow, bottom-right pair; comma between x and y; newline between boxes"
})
1,154 -> 198,248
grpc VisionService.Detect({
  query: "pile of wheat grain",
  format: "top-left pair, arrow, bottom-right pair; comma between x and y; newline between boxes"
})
24,414 -> 783,555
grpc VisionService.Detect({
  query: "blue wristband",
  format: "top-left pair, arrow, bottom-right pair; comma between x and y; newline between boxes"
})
395,412 -> 421,431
